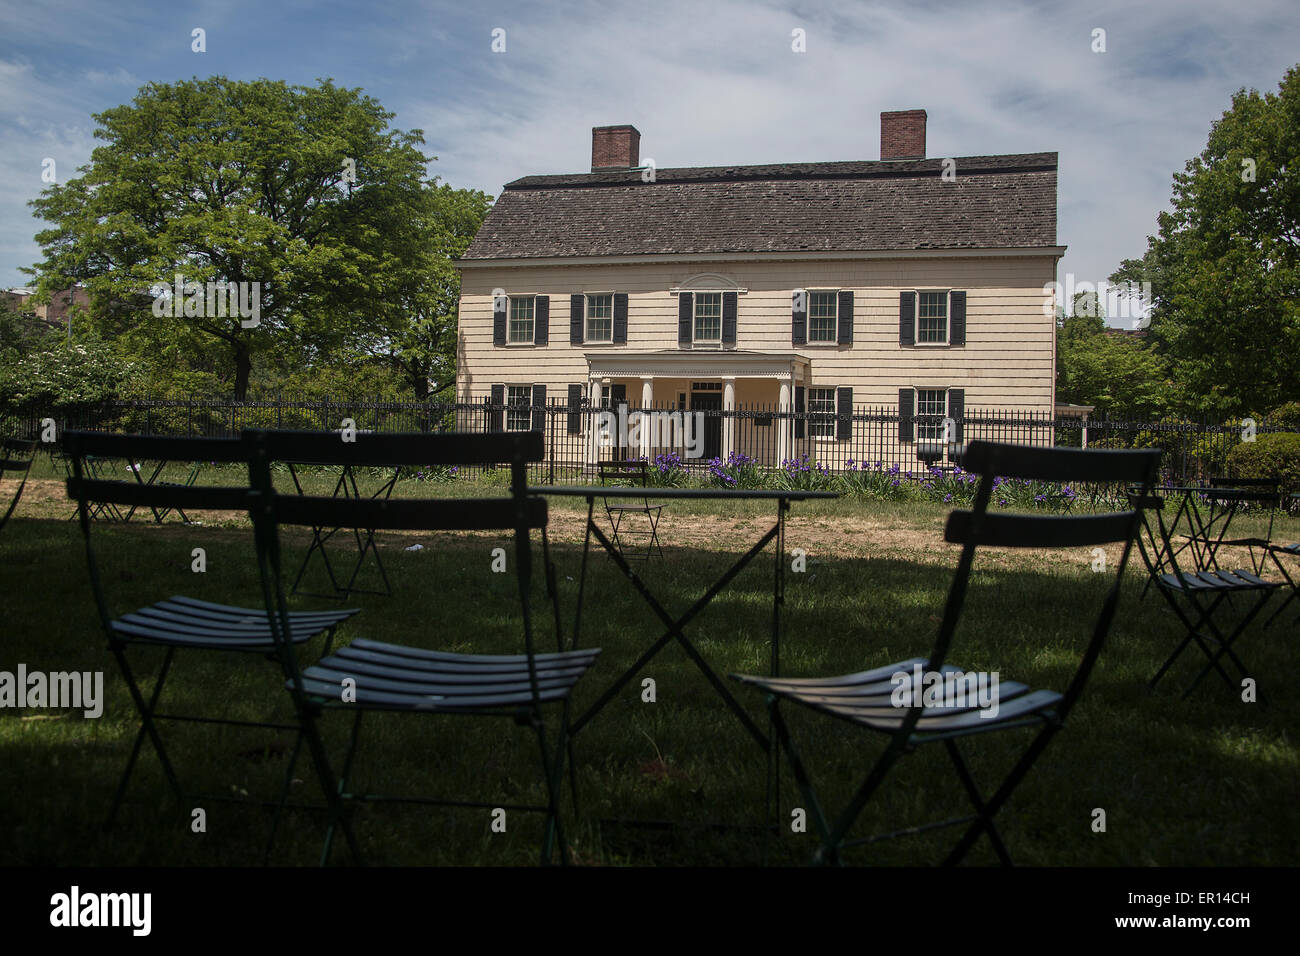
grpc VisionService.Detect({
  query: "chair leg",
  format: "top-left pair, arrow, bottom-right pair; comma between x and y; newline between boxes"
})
106,646 -> 183,829
767,699 -> 837,864
263,727 -> 307,864
533,717 -> 570,866
944,738 -> 1013,866
1183,592 -> 1272,700
943,721 -> 1061,866
320,709 -> 365,865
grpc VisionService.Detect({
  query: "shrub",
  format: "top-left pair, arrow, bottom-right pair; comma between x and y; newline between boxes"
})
1225,432 -> 1300,497
707,451 -> 764,489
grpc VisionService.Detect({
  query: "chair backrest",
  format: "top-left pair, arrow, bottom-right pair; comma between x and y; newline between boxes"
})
923,441 -> 1160,732
598,459 -> 650,488
241,430 -> 551,709
0,438 -> 37,531
62,431 -> 255,643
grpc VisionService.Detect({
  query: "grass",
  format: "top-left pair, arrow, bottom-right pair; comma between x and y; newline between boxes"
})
1,458 -> 1297,866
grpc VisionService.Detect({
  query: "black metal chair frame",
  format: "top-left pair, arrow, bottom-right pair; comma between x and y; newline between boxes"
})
244,430 -> 599,865
730,441 -> 1160,866
1130,491 -> 1279,700
63,431 -> 359,860
286,460 -> 397,600
0,437 -> 36,533
597,459 -> 665,564
1262,542 -> 1300,629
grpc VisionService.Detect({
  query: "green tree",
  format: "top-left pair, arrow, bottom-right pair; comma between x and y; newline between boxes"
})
358,182 -> 490,400
1056,293 -> 1173,416
26,76 -> 440,400
1112,65 -> 1300,416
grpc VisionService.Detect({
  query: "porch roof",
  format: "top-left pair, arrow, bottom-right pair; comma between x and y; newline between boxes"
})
583,350 -> 811,380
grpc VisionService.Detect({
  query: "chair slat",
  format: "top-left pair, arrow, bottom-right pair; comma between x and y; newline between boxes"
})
961,441 -> 1160,483
63,431 -> 246,463
945,510 -> 1139,548
66,477 -> 252,512
244,429 -> 543,466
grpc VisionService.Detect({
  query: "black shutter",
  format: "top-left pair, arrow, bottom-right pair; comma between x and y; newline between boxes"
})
837,291 -> 854,345
534,296 -> 549,346
722,291 -> 737,346
532,384 -> 546,431
614,293 -> 628,344
611,383 -> 627,409
947,388 -> 965,443
792,291 -> 807,345
949,291 -> 966,346
490,384 -> 505,432
898,388 -> 914,441
794,385 -> 805,439
678,293 -> 693,346
567,383 -> 582,434
899,291 -> 916,346
493,297 -> 507,346
836,387 -> 852,440
570,294 -> 584,345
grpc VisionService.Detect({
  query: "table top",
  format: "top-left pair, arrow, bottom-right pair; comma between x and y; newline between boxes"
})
529,485 -> 841,501
1156,486 -> 1283,501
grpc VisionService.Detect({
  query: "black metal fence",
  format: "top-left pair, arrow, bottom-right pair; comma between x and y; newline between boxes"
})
4,395 -> 1295,485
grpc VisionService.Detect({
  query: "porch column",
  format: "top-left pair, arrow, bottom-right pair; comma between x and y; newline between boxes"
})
777,380 -> 791,464
640,376 -> 654,458
586,378 -> 603,467
722,376 -> 736,461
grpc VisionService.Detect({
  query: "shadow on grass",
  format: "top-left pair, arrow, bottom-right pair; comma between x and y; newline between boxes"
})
0,514 -> 1296,865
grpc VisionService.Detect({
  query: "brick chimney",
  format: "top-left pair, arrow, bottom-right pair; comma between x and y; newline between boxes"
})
591,125 -> 641,170
880,109 -> 926,160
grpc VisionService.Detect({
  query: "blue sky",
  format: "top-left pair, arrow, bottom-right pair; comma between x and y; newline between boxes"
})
1,0 -> 1297,326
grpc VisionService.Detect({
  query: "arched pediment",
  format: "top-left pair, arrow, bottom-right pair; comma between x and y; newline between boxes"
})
677,272 -> 742,292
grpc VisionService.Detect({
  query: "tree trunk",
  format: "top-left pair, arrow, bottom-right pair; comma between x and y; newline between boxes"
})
233,342 -> 251,401
412,370 -> 429,402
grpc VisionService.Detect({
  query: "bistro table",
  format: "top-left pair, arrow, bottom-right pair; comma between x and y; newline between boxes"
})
1152,485 -> 1282,576
287,460 -> 399,599
530,485 -> 839,749
122,458 -> 203,523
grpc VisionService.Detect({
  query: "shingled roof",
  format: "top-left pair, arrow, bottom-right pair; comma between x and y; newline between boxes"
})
461,153 -> 1058,261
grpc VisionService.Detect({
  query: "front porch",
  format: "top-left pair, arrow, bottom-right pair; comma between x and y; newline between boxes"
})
583,351 -> 811,467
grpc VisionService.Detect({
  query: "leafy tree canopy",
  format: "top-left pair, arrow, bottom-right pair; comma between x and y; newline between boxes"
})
1112,64 -> 1300,416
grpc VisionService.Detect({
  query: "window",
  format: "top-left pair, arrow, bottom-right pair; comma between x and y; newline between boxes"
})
916,388 -> 947,442
586,294 -> 612,342
808,291 -> 837,343
506,385 -> 532,431
917,291 -> 948,344
809,387 -> 836,439
694,292 -> 722,342
508,296 -> 535,344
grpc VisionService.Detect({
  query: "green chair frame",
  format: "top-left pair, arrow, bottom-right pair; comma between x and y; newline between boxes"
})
244,429 -> 600,865
1129,490 -> 1279,700
63,431 -> 359,859
731,441 -> 1160,866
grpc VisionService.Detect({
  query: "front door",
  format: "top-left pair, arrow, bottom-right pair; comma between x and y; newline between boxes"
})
692,390 -> 722,461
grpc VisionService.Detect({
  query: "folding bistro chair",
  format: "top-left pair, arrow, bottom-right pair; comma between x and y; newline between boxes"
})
243,429 -> 600,865
1129,490 -> 1279,699
731,441 -> 1160,866
0,437 -> 36,533
597,458 -> 666,563
63,431 -> 359,854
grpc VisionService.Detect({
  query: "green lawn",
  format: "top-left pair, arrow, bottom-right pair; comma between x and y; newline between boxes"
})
1,461 -> 1297,866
